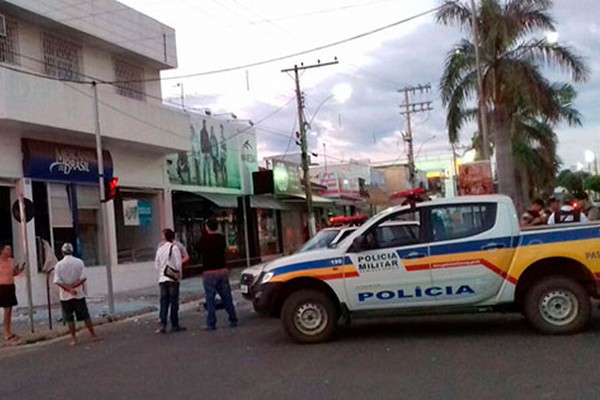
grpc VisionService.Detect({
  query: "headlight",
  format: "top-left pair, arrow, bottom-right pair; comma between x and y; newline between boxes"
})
260,272 -> 274,284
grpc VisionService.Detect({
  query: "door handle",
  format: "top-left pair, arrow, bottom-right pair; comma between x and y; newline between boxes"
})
404,251 -> 426,259
482,243 -> 505,250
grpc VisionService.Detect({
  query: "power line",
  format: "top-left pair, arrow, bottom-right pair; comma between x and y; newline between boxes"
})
108,5 -> 442,84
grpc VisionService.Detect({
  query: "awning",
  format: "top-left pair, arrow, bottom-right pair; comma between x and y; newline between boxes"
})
250,195 -> 289,210
281,193 -> 336,207
193,192 -> 239,208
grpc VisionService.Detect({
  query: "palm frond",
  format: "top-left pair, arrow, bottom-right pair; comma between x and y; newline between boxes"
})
440,39 -> 476,104
436,1 -> 472,30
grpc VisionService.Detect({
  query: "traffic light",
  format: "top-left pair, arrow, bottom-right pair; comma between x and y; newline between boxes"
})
104,177 -> 119,202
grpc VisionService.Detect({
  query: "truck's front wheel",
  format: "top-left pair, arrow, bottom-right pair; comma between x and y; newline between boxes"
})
282,289 -> 338,344
524,276 -> 591,334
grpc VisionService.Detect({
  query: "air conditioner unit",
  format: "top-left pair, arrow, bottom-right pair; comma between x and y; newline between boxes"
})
0,14 -> 6,38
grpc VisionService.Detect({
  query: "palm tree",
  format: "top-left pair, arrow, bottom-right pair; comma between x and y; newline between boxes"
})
437,0 -> 589,207
512,83 -> 581,204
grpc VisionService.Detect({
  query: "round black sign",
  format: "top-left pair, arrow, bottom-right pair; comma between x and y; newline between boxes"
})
12,198 -> 35,223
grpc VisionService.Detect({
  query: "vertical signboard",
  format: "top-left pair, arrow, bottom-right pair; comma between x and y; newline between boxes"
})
458,161 -> 494,195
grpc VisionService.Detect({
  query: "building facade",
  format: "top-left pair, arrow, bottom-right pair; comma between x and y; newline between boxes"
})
0,0 -> 189,305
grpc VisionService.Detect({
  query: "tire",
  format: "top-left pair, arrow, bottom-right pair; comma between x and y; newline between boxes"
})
523,276 -> 591,335
281,289 -> 338,344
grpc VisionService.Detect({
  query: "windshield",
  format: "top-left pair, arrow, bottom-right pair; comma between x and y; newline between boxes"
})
298,229 -> 341,252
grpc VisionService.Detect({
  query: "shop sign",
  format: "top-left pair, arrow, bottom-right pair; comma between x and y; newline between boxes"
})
272,160 -> 302,196
316,172 -> 341,198
22,139 -> 113,183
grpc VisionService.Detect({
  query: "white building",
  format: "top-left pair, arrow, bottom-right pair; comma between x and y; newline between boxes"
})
0,0 -> 190,305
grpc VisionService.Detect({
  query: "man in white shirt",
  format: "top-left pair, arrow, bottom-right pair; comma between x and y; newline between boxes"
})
155,228 -> 185,333
53,243 -> 100,346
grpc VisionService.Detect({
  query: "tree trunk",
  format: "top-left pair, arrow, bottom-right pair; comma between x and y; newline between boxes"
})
493,103 -> 521,207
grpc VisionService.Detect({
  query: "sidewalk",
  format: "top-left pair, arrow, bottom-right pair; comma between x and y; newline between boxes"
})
1,268 -> 243,347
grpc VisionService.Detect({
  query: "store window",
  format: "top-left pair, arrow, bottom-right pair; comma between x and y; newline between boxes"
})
115,193 -> 160,264
43,33 -> 82,80
0,14 -> 19,65
47,183 -> 104,266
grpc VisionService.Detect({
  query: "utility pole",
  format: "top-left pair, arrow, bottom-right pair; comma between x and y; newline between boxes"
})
282,59 -> 338,237
398,84 -> 433,188
92,82 -> 115,315
470,0 -> 490,161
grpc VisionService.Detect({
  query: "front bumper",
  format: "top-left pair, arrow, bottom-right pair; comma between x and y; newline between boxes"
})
252,282 -> 283,317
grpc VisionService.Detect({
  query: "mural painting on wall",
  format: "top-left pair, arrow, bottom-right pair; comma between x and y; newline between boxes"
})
167,115 -> 258,192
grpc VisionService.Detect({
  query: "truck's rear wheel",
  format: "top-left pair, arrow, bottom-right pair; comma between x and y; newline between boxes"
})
524,276 -> 591,334
281,289 -> 338,344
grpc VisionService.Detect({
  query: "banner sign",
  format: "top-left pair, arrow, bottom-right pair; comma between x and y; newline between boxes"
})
458,161 -> 494,195
138,200 -> 152,227
166,114 -> 258,194
123,199 -> 153,227
123,199 -> 139,226
22,139 -> 113,183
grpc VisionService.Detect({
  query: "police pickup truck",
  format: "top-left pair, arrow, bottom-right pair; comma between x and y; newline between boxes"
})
251,195 -> 600,343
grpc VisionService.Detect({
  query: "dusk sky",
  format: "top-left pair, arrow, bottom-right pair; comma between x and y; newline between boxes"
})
120,0 -> 600,171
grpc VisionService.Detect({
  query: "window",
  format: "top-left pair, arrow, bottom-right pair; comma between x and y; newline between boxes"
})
114,59 -> 145,100
43,33 -> 81,80
357,210 -> 421,251
430,203 -> 497,242
0,15 -> 18,64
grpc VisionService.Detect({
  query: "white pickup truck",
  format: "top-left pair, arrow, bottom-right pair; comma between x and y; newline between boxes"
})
250,195 -> 600,343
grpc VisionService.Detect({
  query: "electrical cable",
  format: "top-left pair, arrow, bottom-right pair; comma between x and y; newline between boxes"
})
107,5 -> 443,84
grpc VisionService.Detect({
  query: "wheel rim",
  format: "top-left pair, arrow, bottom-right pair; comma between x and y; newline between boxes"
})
294,302 -> 328,336
539,289 -> 579,326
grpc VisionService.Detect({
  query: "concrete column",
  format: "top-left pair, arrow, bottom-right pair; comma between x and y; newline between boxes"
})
106,199 -> 118,267
162,189 -> 174,229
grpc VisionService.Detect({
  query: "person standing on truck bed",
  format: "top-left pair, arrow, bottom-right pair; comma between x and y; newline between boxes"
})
548,204 -> 588,224
576,193 -> 600,221
520,198 -> 548,226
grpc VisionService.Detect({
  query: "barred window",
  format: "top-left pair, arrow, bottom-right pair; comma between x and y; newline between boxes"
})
43,33 -> 81,80
0,15 -> 19,64
114,59 -> 145,101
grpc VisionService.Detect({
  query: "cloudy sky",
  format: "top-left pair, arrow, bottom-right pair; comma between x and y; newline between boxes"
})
120,0 -> 600,170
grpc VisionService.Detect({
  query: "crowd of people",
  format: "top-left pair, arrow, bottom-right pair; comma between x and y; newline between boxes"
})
520,193 -> 600,227
0,217 -> 236,345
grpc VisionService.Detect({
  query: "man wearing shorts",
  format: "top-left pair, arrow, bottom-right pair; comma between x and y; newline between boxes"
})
53,243 -> 100,346
0,244 -> 23,342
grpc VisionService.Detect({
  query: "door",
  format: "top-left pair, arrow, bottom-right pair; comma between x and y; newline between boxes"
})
344,208 -> 434,310
426,202 -> 516,305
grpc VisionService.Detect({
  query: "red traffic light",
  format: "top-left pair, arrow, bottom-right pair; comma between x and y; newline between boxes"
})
104,177 -> 119,202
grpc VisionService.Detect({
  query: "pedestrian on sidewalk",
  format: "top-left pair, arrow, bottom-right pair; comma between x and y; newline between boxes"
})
155,228 -> 186,334
0,244 -> 24,342
53,243 -> 101,346
197,218 -> 237,331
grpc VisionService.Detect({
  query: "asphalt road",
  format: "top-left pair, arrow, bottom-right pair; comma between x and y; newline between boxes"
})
3,295 -> 600,400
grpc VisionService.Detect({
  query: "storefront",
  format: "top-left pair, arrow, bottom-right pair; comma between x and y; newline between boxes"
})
22,139 -> 112,267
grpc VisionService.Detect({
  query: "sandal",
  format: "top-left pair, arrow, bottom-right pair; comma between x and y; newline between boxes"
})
4,334 -> 18,341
